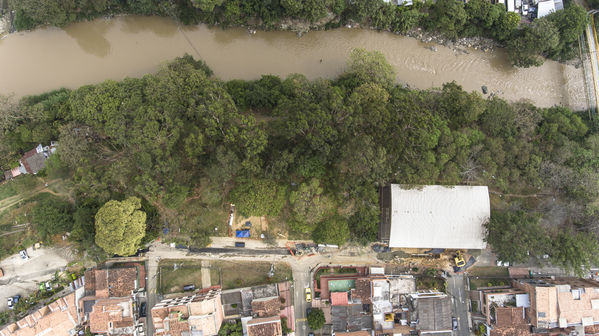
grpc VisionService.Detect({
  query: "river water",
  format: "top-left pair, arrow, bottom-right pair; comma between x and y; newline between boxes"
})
0,16 -> 586,109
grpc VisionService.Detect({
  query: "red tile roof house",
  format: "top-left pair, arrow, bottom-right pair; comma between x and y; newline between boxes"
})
80,265 -> 144,335
151,286 -> 224,336
0,292 -> 81,336
514,278 -> 599,331
4,143 -> 58,179
246,316 -> 282,336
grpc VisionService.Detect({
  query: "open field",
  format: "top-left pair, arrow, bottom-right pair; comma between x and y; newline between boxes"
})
211,260 -> 292,290
158,260 -> 204,294
467,266 -> 510,278
469,278 -> 511,290
158,259 -> 293,293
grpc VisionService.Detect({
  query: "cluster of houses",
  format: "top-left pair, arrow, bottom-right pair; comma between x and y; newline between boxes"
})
0,262 -> 294,336
312,265 -> 454,336
0,263 -> 146,336
472,275 -> 599,335
3,143 -> 57,180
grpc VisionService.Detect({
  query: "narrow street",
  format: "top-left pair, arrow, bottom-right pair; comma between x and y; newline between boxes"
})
447,274 -> 470,336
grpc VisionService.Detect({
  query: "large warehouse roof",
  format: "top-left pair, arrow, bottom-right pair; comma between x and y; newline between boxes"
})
388,185 -> 489,249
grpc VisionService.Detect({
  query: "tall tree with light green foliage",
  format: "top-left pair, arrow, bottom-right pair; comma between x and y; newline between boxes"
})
345,48 -> 396,88
95,197 -> 146,256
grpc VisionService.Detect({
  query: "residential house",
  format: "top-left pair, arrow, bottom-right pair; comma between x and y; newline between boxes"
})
408,292 -> 453,336
80,264 -> 145,335
221,282 -> 294,332
379,185 -> 490,249
0,291 -> 82,336
470,285 -> 531,335
246,316 -> 283,336
4,142 -> 57,179
514,278 -> 599,331
151,287 -> 224,336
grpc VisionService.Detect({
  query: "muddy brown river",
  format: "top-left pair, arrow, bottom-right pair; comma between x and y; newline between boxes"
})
0,16 -> 586,109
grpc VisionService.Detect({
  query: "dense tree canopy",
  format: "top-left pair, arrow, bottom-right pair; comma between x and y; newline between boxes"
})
95,197 -> 147,256
1,51 -> 598,262
32,196 -> 74,242
485,210 -> 550,263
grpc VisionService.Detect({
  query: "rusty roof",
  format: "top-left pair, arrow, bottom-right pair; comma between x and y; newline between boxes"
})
354,278 -> 372,304
85,266 -> 138,298
490,326 -> 531,336
495,307 -> 527,328
251,296 -> 281,318
247,316 -> 282,336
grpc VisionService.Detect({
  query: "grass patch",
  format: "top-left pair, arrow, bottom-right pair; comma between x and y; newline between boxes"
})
211,260 -> 292,290
158,259 -> 293,293
416,277 -> 446,292
471,300 -> 479,312
158,260 -> 205,294
0,183 -> 17,201
468,267 -> 510,277
469,278 -> 510,290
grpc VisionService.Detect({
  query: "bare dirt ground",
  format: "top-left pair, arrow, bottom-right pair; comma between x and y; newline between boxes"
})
0,246 -> 74,312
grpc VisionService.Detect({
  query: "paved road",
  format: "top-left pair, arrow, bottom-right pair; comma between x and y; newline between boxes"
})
293,264 -> 312,336
448,274 -> 470,336
189,247 -> 291,255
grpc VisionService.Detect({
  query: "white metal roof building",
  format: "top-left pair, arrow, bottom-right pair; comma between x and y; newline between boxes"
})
379,185 -> 490,249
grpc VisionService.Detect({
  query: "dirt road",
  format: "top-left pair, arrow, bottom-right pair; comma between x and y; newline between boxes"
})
0,246 -> 74,312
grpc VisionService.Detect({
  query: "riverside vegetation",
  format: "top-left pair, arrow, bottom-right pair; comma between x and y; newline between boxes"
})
6,0 -> 588,67
0,50 -> 598,274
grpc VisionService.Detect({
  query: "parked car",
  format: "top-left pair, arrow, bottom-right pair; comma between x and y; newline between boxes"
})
452,317 -> 458,330
305,288 -> 312,302
183,284 -> 196,291
139,302 -> 147,317
19,250 -> 29,260
235,242 -> 246,248
45,282 -> 52,291
13,295 -> 21,306
7,297 -> 14,309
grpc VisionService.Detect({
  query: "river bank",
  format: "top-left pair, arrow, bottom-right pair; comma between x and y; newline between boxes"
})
0,15 -> 585,110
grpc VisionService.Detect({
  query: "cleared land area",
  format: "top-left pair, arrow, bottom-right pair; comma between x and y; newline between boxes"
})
158,259 -> 292,294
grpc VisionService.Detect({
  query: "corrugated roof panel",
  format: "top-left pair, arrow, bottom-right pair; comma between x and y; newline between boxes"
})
388,185 -> 489,249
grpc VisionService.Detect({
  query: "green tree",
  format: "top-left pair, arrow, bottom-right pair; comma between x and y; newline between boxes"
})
192,0 -> 225,12
218,320 -> 242,336
95,197 -> 146,256
552,229 -> 599,277
312,216 -> 350,246
307,308 -> 325,330
428,0 -> 468,39
32,196 -> 74,242
345,48 -> 396,88
485,210 -> 551,263
507,18 -> 559,67
289,178 -> 335,233
229,178 -> 287,217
